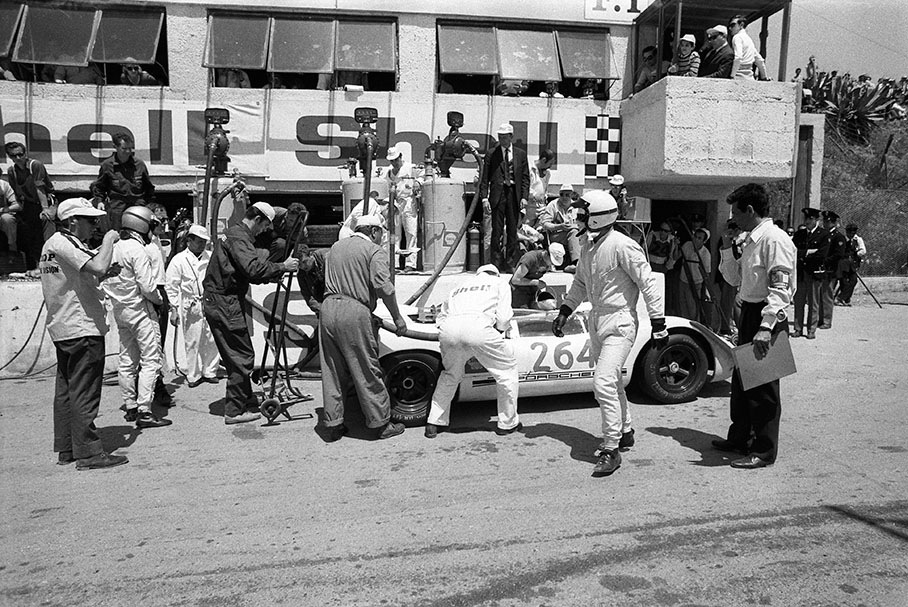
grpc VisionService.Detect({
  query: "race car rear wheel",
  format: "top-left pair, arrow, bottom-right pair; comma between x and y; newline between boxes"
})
638,334 -> 709,403
382,352 -> 441,426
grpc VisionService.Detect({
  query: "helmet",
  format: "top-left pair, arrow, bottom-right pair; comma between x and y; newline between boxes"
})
580,190 -> 619,232
121,205 -> 156,235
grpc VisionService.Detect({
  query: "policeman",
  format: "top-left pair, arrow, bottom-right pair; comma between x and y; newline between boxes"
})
791,207 -> 827,339
165,224 -> 220,387
425,264 -> 519,438
319,214 -> 408,442
102,205 -> 172,429
552,190 -> 666,478
203,202 -> 299,425
509,242 -> 564,308
40,198 -> 127,470
716,184 -> 796,469
820,210 -> 848,329
383,146 -> 421,272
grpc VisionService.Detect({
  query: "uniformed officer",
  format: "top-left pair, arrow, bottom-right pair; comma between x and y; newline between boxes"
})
203,202 -> 300,425
319,214 -> 408,442
553,190 -> 666,478
716,183 -> 797,469
425,264 -> 520,438
820,210 -> 848,329
791,207 -> 827,339
102,205 -> 172,428
40,198 -> 127,469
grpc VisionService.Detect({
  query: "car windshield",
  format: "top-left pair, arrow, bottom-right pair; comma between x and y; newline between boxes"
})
514,312 -> 585,337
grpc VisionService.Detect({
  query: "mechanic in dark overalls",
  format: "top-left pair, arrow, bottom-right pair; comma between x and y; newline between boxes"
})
203,202 -> 299,425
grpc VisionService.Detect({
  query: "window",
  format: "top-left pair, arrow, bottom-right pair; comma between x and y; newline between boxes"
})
205,12 -> 397,91
437,22 -> 611,98
6,4 -> 168,85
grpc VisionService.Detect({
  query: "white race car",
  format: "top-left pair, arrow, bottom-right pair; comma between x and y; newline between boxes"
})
378,303 -> 736,425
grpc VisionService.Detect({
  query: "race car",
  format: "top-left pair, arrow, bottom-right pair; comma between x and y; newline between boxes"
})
378,303 -> 736,426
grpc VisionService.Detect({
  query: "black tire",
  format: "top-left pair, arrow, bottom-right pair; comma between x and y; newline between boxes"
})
382,352 -> 441,426
637,333 -> 709,403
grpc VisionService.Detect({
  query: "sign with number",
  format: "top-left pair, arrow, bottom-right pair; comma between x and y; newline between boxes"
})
584,0 -> 650,24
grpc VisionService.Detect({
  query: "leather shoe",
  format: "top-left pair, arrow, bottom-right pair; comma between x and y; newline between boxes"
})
324,424 -> 349,442
730,455 -> 773,469
818,324 -> 832,330
76,452 -> 129,471
136,411 -> 173,428
124,408 -> 138,423
424,423 -> 444,439
806,332 -> 816,340
495,422 -> 523,436
57,451 -> 75,466
711,438 -> 746,453
618,429 -> 635,451
592,449 -> 621,477
378,421 -> 405,439
790,330 -> 803,338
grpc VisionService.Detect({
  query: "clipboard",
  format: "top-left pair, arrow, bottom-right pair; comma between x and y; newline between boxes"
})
732,330 -> 797,391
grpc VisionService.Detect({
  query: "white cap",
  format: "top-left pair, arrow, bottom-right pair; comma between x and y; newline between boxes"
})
497,123 -> 514,135
355,214 -> 383,229
252,201 -> 276,222
476,264 -> 499,276
57,197 -> 106,221
680,34 -> 697,45
707,25 -> 728,37
187,224 -> 210,240
608,174 -> 625,186
547,242 -> 565,266
386,146 -> 402,161
695,228 -> 711,241
558,184 -> 575,193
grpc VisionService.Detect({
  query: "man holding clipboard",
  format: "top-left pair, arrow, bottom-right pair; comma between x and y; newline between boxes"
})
716,184 -> 797,469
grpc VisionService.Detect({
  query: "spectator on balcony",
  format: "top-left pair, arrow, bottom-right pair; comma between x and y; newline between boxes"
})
1,57 -> 15,81
539,80 -> 564,98
52,63 -> 105,85
634,46 -> 669,93
215,68 -> 251,89
699,26 -> 734,79
120,59 -> 160,86
728,16 -> 768,81
791,67 -> 803,83
4,141 -> 56,270
805,56 -> 818,88
668,34 -> 700,77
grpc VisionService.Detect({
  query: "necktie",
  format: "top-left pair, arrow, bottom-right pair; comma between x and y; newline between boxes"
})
504,148 -> 512,186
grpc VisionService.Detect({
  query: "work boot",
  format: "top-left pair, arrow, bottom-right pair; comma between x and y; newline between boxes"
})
136,410 -> 173,428
424,423 -> 444,439
618,429 -> 636,451
378,421 -> 405,439
57,451 -> 75,466
592,449 -> 621,477
124,408 -> 139,423
224,411 -> 261,425
790,330 -> 803,338
494,422 -> 523,436
324,424 -> 349,443
76,452 -> 129,471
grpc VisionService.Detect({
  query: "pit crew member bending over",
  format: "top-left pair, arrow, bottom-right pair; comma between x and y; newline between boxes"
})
552,190 -> 666,478
509,242 -> 564,309
715,183 -> 796,469
425,264 -> 520,438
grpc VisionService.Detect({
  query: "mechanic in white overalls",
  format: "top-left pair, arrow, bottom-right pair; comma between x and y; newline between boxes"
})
425,264 -> 520,438
165,224 -> 220,387
103,205 -> 172,429
553,190 -> 666,477
383,146 -> 421,272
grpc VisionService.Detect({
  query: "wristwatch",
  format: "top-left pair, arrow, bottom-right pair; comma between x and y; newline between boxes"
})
759,325 -> 773,332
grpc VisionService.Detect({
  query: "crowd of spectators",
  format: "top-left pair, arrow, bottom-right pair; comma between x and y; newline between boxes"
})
795,55 -> 908,121
1,57 -> 163,86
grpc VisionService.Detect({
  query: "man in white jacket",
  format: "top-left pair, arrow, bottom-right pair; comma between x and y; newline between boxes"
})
165,224 -> 220,387
103,205 -> 172,428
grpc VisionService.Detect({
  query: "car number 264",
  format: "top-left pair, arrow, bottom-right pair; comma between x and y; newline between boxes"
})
530,340 -> 593,372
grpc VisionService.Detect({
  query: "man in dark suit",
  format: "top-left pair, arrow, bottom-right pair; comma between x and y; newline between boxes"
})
819,210 -> 848,329
791,207 -> 828,339
480,123 -> 530,272
698,25 -> 734,79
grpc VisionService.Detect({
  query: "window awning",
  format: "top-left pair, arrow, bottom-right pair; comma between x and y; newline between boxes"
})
0,3 -> 23,58
335,21 -> 396,72
205,13 -> 270,70
496,28 -> 561,82
90,8 -> 164,64
437,24 -> 498,75
556,30 -> 610,79
269,17 -> 335,73
13,5 -> 99,66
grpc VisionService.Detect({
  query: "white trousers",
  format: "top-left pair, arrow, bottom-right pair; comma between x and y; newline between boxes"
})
180,300 -> 220,383
428,316 -> 519,429
589,309 -> 637,450
394,202 -> 419,269
115,301 -> 162,410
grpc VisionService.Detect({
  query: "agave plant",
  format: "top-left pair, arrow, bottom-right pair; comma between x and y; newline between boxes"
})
805,75 -> 895,144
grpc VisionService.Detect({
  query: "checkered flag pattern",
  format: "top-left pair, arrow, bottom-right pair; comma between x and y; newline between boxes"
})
585,115 -> 621,179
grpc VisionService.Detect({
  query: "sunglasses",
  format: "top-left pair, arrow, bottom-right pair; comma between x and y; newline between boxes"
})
8,152 -> 24,158
125,66 -> 140,72
707,34 -> 719,40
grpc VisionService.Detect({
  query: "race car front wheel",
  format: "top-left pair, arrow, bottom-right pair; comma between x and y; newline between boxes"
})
382,352 -> 441,426
638,334 -> 709,403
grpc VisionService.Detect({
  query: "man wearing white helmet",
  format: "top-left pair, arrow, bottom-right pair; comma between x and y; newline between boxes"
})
319,213 -> 409,441
553,190 -> 667,477
40,197 -> 127,469
165,224 -> 220,387
102,204 -> 172,429
425,264 -> 519,438
203,202 -> 300,425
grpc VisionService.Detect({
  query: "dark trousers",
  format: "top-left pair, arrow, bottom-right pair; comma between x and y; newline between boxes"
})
793,271 -> 821,334
837,271 -> 858,304
726,301 -> 783,462
204,293 -> 256,418
53,336 -> 105,459
820,276 -> 836,326
490,187 -> 519,271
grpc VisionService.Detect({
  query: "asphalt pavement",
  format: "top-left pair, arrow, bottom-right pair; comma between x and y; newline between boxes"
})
1,301 -> 906,607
